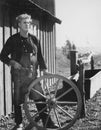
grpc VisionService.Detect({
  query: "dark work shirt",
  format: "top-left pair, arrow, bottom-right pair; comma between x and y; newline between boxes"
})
0,33 -> 47,70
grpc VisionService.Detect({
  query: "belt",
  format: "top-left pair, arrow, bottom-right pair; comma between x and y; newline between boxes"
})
21,65 -> 34,71
21,65 -> 37,78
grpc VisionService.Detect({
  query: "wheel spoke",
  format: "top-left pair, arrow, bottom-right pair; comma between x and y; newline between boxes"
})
53,108 -> 61,128
54,79 -> 61,97
57,101 -> 77,105
56,87 -> 73,100
34,101 -> 46,104
43,79 -> 51,98
37,106 -> 47,115
31,87 -> 46,98
31,105 -> 47,119
31,111 -> 39,119
44,108 -> 52,128
57,105 -> 73,119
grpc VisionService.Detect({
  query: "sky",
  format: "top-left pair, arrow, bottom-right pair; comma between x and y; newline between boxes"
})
55,0 -> 101,50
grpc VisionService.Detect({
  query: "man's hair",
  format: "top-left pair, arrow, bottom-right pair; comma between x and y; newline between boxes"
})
16,13 -> 32,23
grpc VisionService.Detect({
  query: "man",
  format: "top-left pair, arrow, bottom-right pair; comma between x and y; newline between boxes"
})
0,14 -> 57,129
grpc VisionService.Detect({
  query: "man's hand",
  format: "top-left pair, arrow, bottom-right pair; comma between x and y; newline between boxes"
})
9,60 -> 22,69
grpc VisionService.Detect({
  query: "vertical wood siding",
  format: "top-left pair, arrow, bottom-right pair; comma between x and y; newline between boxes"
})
0,5 -> 18,116
0,6 -> 56,117
40,22 -> 56,74
4,8 -> 12,115
0,5 -> 4,116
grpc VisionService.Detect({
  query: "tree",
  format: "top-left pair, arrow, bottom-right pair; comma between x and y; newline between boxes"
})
62,40 -> 76,59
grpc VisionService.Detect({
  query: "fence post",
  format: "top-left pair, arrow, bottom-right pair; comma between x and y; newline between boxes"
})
70,49 -> 77,75
69,44 -> 86,118
91,56 -> 94,70
77,62 -> 86,118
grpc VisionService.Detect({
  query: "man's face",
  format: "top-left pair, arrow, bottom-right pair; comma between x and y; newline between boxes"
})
18,18 -> 32,32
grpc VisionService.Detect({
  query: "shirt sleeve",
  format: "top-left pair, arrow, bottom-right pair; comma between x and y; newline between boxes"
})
37,40 -> 47,71
0,37 -> 13,65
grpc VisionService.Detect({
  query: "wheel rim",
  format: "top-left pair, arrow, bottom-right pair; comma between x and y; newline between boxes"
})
23,74 -> 82,130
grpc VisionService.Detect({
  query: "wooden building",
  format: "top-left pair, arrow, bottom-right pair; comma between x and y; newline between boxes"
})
0,0 -> 61,116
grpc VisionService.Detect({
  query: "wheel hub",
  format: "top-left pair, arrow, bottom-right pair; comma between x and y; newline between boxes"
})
47,98 -> 57,108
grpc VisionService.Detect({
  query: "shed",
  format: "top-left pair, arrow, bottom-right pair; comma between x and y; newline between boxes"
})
0,0 -> 61,116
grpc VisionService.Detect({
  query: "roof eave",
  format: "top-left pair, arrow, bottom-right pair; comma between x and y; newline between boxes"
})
28,0 -> 61,24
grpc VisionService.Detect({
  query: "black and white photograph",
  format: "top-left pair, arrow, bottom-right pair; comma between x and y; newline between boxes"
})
0,0 -> 101,130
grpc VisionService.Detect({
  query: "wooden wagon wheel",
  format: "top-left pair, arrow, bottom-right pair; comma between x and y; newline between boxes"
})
23,73 -> 82,130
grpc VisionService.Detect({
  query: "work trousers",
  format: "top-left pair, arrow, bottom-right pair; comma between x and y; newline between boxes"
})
13,68 -> 47,125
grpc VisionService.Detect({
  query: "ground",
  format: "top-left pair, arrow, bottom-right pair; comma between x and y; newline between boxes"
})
70,88 -> 101,130
0,88 -> 101,130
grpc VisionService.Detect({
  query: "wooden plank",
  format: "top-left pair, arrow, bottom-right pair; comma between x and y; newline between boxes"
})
0,5 -> 5,116
48,31 -> 51,73
53,25 -> 55,74
50,28 -> 53,74
4,9 -> 12,115
0,26 -> 4,116
47,30 -> 49,72
45,26 -> 48,67
44,25 -> 47,63
53,24 -> 56,74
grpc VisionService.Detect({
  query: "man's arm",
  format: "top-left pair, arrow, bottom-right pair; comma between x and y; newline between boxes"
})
0,36 -> 22,69
0,38 -> 13,65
